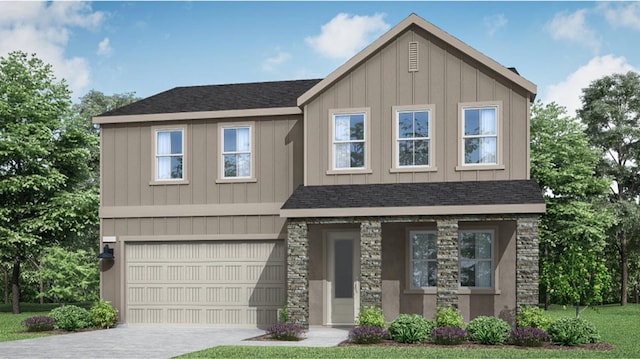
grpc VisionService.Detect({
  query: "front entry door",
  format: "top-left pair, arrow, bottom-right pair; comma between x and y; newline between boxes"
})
327,231 -> 360,325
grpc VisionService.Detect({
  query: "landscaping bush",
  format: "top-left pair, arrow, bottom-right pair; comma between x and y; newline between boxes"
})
516,306 -> 551,330
21,316 -> 56,332
278,305 -> 288,323
266,323 -> 304,341
431,326 -> 467,345
356,306 -> 385,328
89,300 -> 118,329
547,317 -> 600,346
388,314 -> 434,344
510,327 -> 548,347
49,305 -> 91,331
466,316 -> 511,345
348,325 -> 388,344
435,306 -> 465,328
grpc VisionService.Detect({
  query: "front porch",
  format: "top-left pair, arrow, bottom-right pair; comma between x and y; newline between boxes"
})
285,215 -> 539,328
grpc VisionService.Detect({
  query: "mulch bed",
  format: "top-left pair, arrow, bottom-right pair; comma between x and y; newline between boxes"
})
338,339 -> 614,351
245,333 -> 306,341
20,327 -> 103,335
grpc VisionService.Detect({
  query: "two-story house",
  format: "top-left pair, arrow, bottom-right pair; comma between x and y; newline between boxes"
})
94,13 -> 544,328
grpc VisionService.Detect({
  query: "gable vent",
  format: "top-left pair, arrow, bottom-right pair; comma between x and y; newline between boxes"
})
408,41 -> 419,72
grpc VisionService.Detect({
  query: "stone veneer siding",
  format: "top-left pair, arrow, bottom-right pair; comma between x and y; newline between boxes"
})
286,221 -> 309,327
436,219 -> 459,308
360,220 -> 382,307
516,216 -> 539,309
285,214 -> 539,327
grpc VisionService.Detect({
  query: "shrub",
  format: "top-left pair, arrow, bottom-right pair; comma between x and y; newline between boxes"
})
21,316 -> 56,332
348,325 -> 388,344
266,323 -> 304,341
278,305 -> 288,323
431,326 -> 467,345
510,327 -> 549,347
356,306 -> 385,328
466,316 -> 511,345
435,306 -> 465,328
547,317 -> 600,346
89,300 -> 118,329
49,305 -> 91,331
388,314 -> 434,343
517,306 -> 551,330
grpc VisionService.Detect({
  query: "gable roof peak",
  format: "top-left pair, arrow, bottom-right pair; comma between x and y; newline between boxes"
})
297,13 -> 536,107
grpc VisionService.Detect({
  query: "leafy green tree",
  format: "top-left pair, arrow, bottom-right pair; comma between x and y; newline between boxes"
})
37,246 -> 98,304
530,101 -> 615,313
579,71 -> 640,305
72,90 -> 139,187
0,51 -> 97,313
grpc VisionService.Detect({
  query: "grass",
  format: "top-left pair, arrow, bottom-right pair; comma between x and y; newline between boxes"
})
175,304 -> 640,359
0,312 -> 52,342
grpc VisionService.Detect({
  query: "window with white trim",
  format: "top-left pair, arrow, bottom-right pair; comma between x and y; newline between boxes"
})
155,129 -> 184,180
333,113 -> 366,169
396,109 -> 431,167
459,231 -> 493,288
221,126 -> 252,178
409,231 -> 437,288
462,106 -> 498,165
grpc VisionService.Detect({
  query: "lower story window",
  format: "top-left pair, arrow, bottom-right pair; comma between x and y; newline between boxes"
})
409,231 -> 437,288
459,231 -> 493,288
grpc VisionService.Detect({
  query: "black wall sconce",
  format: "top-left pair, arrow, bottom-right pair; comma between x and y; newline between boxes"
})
98,244 -> 115,260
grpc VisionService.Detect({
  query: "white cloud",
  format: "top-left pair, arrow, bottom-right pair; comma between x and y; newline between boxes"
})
0,1 -> 105,95
262,51 -> 291,72
543,55 -> 637,116
97,38 -> 112,56
600,2 -> 640,31
305,13 -> 390,60
483,14 -> 507,36
546,9 -> 600,52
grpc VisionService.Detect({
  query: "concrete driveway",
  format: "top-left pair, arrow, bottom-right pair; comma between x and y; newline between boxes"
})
0,325 -> 348,359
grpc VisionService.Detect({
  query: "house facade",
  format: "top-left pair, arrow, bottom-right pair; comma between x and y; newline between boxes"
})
95,14 -> 544,328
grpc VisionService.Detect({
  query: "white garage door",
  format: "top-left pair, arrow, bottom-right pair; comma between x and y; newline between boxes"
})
125,241 -> 285,326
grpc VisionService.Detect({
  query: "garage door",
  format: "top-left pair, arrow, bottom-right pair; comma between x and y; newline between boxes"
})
125,241 -> 285,326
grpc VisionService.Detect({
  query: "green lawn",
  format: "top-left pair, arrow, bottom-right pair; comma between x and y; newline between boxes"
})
176,304 -> 640,359
0,312 -> 52,342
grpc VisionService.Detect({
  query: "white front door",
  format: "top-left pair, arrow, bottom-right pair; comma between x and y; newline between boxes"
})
327,231 -> 360,325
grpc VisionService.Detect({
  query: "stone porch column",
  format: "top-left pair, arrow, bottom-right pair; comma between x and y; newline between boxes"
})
436,219 -> 459,308
516,216 -> 539,309
360,220 -> 382,308
286,220 -> 309,328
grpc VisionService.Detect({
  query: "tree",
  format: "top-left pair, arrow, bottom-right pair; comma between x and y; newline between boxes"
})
579,71 -> 640,305
530,101 -> 615,313
72,90 -> 139,187
0,51 -> 97,313
37,246 -> 99,304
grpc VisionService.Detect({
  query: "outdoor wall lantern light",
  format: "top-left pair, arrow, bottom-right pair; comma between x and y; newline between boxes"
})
98,244 -> 115,260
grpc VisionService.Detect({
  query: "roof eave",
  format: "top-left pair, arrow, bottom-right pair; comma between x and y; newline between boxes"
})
297,13 -> 537,107
92,106 -> 302,125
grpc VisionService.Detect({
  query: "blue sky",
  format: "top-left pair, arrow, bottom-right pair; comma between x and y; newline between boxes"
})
1,1 -> 639,115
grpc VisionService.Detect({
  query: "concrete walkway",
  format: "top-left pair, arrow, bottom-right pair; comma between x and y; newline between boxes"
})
0,326 -> 349,359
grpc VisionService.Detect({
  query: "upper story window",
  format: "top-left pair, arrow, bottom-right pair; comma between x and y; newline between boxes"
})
459,231 -> 493,288
409,231 -> 437,289
329,108 -> 371,173
392,105 -> 436,171
217,122 -> 256,183
460,103 -> 500,166
154,128 -> 185,182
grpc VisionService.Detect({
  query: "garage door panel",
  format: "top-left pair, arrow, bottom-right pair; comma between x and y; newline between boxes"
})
126,241 -> 284,326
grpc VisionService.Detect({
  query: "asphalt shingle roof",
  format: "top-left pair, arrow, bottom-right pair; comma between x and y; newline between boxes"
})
99,79 -> 322,117
281,180 -> 544,209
